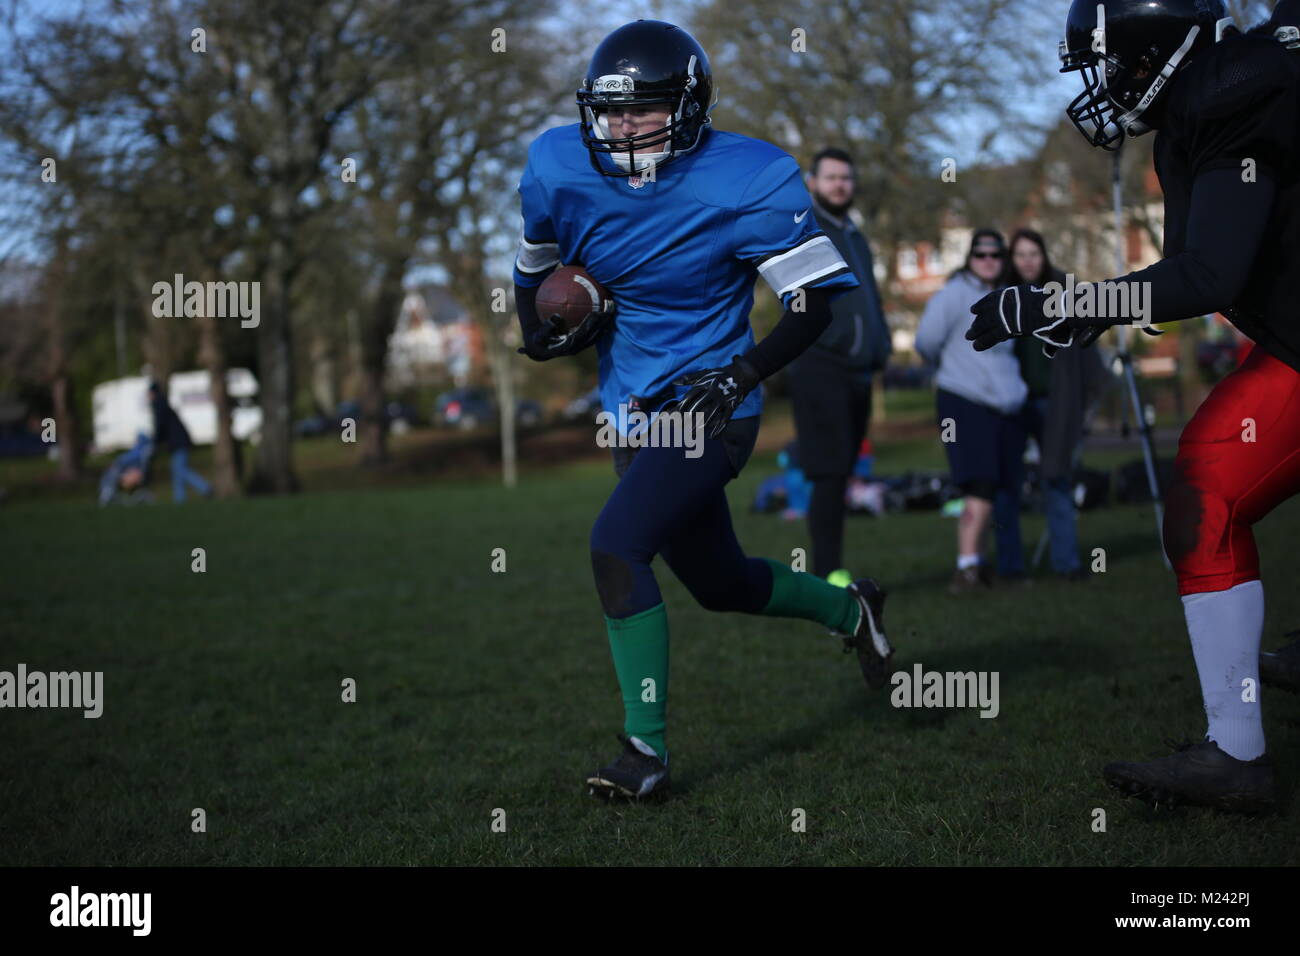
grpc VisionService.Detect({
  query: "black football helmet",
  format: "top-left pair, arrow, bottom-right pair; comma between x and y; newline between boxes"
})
577,20 -> 714,177
1060,0 -> 1231,150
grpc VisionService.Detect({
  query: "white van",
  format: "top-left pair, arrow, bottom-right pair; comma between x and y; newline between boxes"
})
92,369 -> 262,453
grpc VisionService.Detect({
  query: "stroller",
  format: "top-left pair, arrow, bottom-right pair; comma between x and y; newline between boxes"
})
98,432 -> 155,507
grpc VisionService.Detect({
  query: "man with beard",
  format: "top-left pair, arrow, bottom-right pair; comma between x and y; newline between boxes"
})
785,148 -> 892,586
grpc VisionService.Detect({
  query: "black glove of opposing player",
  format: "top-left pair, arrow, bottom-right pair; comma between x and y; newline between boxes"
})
518,307 -> 615,361
966,285 -> 1079,356
671,355 -> 761,440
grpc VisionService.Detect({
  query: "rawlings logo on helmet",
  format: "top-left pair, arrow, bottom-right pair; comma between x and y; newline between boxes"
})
594,74 -> 634,93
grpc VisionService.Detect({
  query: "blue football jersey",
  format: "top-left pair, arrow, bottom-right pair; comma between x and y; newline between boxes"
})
513,124 -> 858,429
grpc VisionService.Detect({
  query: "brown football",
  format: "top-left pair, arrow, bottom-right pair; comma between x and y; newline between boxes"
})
535,265 -> 614,331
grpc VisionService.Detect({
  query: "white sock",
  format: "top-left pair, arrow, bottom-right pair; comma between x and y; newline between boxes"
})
957,554 -> 981,571
1182,580 -> 1266,761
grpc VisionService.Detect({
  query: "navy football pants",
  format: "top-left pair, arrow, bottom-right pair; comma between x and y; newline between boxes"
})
590,416 -> 774,619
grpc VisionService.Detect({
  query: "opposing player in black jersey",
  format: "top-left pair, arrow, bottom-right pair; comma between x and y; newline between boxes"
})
967,0 -> 1300,812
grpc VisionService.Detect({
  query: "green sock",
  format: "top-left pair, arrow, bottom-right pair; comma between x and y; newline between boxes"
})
760,558 -> 860,633
605,602 -> 669,758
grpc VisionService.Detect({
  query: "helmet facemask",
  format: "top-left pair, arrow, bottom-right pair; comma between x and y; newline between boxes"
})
577,53 -> 713,177
583,97 -> 681,174
1061,44 -> 1129,149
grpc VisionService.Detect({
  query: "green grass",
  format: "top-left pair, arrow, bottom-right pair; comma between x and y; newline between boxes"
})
2,424 -> 1299,865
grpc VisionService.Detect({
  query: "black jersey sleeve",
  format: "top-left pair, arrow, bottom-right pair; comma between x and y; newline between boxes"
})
514,282 -> 545,356
1069,166 -> 1276,329
741,286 -> 834,380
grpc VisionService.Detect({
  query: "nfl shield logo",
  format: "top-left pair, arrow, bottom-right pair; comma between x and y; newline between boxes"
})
627,174 -> 644,189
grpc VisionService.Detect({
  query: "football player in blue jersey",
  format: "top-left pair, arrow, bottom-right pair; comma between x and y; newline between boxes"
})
512,20 -> 894,800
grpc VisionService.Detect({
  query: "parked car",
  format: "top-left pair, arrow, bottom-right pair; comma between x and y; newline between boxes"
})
293,414 -> 330,438
516,399 -> 543,428
296,399 -> 423,438
562,386 -> 603,423
434,388 -> 543,431
385,401 -> 422,428
435,388 -> 491,430
1196,338 -> 1242,381
0,424 -> 50,458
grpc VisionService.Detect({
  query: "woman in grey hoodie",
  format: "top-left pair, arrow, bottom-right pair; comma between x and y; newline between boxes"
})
915,229 -> 1028,592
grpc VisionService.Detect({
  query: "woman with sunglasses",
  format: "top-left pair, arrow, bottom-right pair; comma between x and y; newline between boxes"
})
915,229 -> 1029,593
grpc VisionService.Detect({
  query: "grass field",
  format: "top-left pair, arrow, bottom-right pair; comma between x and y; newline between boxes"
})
3,410 -> 1299,866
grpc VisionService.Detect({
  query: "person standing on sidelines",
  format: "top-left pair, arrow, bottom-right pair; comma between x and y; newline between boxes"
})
785,147 -> 892,587
1001,228 -> 1107,580
916,229 -> 1028,592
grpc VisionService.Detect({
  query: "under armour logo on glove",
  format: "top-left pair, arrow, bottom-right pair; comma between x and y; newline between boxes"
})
672,356 -> 761,439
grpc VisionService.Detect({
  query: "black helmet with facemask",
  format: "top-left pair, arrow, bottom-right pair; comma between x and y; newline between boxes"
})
1060,0 -> 1231,150
577,20 -> 714,176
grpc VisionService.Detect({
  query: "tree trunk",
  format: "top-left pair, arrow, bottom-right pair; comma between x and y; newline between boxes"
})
250,252 -> 299,494
45,243 -> 81,481
448,250 -> 517,487
49,373 -> 81,481
488,321 -> 517,488
131,260 -> 177,385
196,310 -> 243,497
309,325 -> 337,418
358,259 -> 407,467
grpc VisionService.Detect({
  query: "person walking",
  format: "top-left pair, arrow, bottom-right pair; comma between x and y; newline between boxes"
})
148,380 -> 212,502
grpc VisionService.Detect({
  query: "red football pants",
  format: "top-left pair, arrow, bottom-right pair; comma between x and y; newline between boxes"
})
1164,345 -> 1300,595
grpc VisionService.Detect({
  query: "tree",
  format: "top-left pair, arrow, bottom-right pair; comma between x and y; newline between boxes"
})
691,0 -> 1062,285
193,0 -> 414,492
335,0 -> 560,466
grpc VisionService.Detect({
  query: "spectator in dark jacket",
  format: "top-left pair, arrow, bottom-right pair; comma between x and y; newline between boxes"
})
785,147 -> 892,585
148,380 -> 212,502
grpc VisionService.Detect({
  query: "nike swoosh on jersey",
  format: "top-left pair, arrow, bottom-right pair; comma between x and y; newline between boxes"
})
794,208 -> 810,223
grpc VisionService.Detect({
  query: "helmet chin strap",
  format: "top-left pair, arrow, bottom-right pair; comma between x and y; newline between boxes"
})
593,113 -> 671,173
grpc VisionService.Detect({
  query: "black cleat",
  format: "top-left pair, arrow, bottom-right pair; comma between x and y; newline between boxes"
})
586,734 -> 670,801
1103,738 -> 1276,814
1261,632 -> 1300,693
840,578 -> 893,690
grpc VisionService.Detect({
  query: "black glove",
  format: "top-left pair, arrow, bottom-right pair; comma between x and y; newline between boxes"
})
966,284 -> 1077,356
518,307 -> 614,361
671,355 -> 761,439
